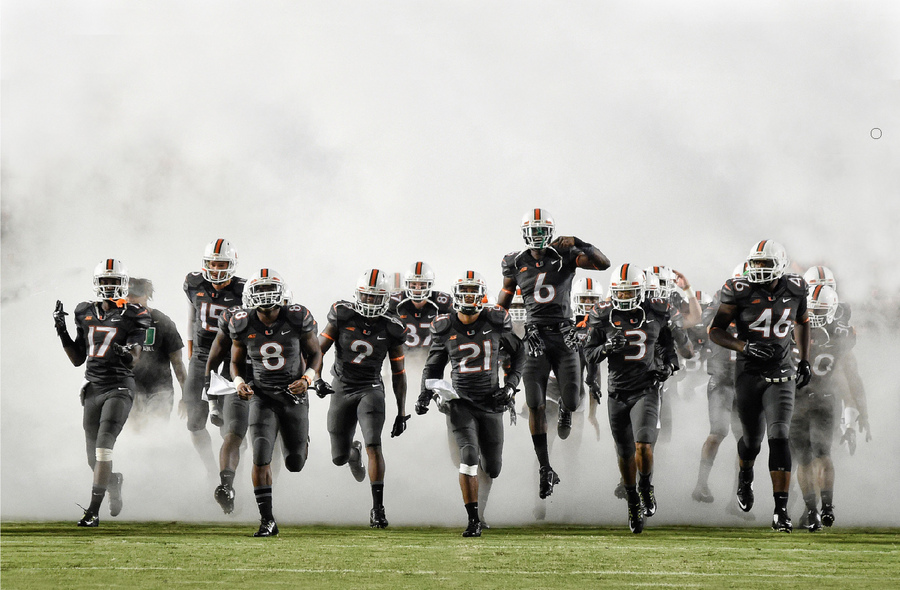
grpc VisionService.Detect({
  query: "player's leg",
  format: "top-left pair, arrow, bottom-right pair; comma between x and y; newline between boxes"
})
358,385 -> 388,528
525,352 -> 557,497
547,333 -> 582,441
763,380 -> 795,531
476,409 -> 504,528
78,385 -> 103,526
249,397 -> 278,537
810,393 -> 837,527
215,395 -> 249,514
608,393 -> 643,533
89,386 -> 133,522
694,374 -> 733,502
632,387 -> 661,517
184,354 -> 217,476
734,373 -> 766,512
790,396 -> 818,530
450,402 -> 482,536
327,381 -> 365,481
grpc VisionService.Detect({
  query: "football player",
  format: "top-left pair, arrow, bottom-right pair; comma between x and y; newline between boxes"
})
390,261 -> 453,363
570,277 -> 604,441
229,269 -> 322,537
318,269 -> 409,529
582,264 -> 679,534
417,271 -> 525,537
497,208 -> 610,500
183,239 -> 245,476
708,240 -> 811,533
791,285 -> 868,530
54,259 -> 151,526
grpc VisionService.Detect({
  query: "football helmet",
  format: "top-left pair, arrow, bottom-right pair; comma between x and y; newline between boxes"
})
201,239 -> 238,284
521,208 -> 555,250
609,264 -> 645,311
282,288 -> 294,306
804,265 -> 837,291
403,261 -> 435,302
746,240 -> 788,284
732,261 -> 749,278
246,269 -> 285,310
572,277 -> 603,315
509,287 -> 527,322
643,273 -> 662,299
93,259 -> 129,300
644,266 -> 676,299
807,284 -> 839,329
355,269 -> 391,318
452,271 -> 487,315
695,290 -> 714,307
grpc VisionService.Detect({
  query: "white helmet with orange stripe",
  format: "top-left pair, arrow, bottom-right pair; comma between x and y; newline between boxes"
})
93,259 -> 129,300
732,261 -> 749,278
644,265 -> 676,298
452,271 -> 487,315
202,238 -> 238,284
643,273 -> 662,299
355,269 -> 391,318
246,268 -> 285,310
746,240 -> 788,284
807,284 -> 839,328
521,208 -> 555,249
572,277 -> 603,315
609,264 -> 646,311
403,261 -> 435,302
803,265 -> 837,291
509,286 -> 527,322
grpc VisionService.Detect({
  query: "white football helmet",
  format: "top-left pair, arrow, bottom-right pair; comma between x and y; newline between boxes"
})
609,264 -> 645,311
643,273 -> 662,299
644,266 -> 676,299
807,284 -> 839,329
804,265 -> 837,291
746,240 -> 788,284
452,271 -> 487,315
355,269 -> 391,318
403,261 -> 435,302
572,277 -> 603,315
282,288 -> 294,306
202,239 -> 238,284
521,208 -> 555,250
509,286 -> 527,322
732,261 -> 749,279
246,269 -> 285,310
695,290 -> 714,307
93,259 -> 129,300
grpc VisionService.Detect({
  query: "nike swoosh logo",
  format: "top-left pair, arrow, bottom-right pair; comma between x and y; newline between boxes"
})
483,329 -> 493,334
377,336 -> 386,340
781,369 -> 788,373
281,330 -> 291,335
782,298 -> 791,303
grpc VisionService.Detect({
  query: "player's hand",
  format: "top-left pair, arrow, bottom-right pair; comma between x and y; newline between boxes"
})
654,363 -> 676,383
287,378 -> 309,398
415,390 -> 434,415
492,383 -> 516,408
111,343 -> 136,366
550,236 -> 575,250
605,332 -> 628,353
588,411 -> 601,441
508,405 -> 517,426
202,375 -> 211,399
672,269 -> 691,291
236,382 -> 254,401
859,414 -> 872,442
314,378 -> 335,398
744,340 -> 776,361
589,382 -> 603,404
178,398 -> 188,420
795,360 -> 812,388
391,414 -> 411,438
840,427 -> 857,455
53,300 -> 69,335
524,324 -> 545,357
563,326 -> 587,351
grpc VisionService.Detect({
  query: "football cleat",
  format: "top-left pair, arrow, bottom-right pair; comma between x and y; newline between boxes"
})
108,472 -> 124,517
214,484 -> 235,515
821,504 -> 835,527
736,470 -> 754,512
209,407 -> 224,428
805,508 -> 822,532
349,441 -> 366,483
614,479 -> 627,500
253,519 -> 279,537
639,484 -> 657,517
462,518 -> 483,537
77,510 -> 99,527
539,466 -> 560,499
370,507 -> 389,529
480,519 -> 490,530
627,499 -> 645,534
557,409 -> 572,440
726,499 -> 756,521
772,510 -> 793,533
692,483 -> 714,504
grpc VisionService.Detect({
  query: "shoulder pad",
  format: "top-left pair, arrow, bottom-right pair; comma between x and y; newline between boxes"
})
75,301 -> 94,316
383,313 -> 408,339
228,309 -> 252,338
484,305 -> 512,330
588,301 -> 613,323
231,277 -> 247,294
431,290 -> 453,310
286,304 -> 317,332
721,277 -> 753,303
328,301 -> 357,323
501,251 -> 523,275
782,274 -> 807,296
431,314 -> 453,335
183,272 -> 205,289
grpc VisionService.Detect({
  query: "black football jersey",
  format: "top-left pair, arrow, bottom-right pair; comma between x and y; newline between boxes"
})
229,305 -> 318,393
132,308 -> 183,392
183,272 -> 246,355
389,290 -> 453,353
423,306 -> 524,411
584,298 -> 677,394
501,246 -> 580,324
718,274 -> 808,378
802,322 -> 856,394
702,290 -> 737,376
74,301 -> 152,388
326,301 -> 408,388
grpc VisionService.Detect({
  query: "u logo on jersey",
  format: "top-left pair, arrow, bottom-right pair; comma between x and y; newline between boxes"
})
143,327 -> 157,346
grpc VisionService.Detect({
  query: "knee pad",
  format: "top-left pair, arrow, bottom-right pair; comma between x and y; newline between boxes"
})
737,437 -> 760,462
459,463 -> 478,477
95,448 -> 113,462
767,438 -> 791,472
459,444 -> 479,467
285,454 -> 306,472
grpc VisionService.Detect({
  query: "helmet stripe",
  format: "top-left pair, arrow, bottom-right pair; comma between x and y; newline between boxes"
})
813,285 -> 823,299
466,270 -> 474,280
620,264 -> 629,280
817,266 -> 826,280
106,259 -> 115,270
586,278 -> 593,290
369,270 -> 379,287
415,261 -> 423,275
261,268 -> 268,278
214,239 -> 225,254
534,208 -> 541,221
756,240 -> 767,252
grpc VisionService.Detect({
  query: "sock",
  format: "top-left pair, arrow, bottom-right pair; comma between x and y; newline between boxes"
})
625,484 -> 640,504
220,469 -> 235,487
803,492 -> 818,511
774,492 -> 789,513
532,434 -> 550,468
254,486 -> 274,521
465,502 -> 479,521
697,459 -> 713,487
371,482 -> 384,509
639,471 -> 653,488
88,485 -> 106,514
821,490 -> 833,507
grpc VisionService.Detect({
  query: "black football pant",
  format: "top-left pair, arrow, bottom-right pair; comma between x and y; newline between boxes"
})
607,386 -> 660,459
734,371 -> 794,467
327,380 -> 386,465
249,391 -> 309,472
448,400 -> 504,478
523,326 -> 582,413
790,389 -> 836,465
82,381 -> 134,469
706,371 -> 743,440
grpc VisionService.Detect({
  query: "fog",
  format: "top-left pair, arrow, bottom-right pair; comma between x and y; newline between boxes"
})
2,2 -> 899,527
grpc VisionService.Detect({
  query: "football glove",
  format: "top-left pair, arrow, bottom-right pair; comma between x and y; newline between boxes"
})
605,332 -> 628,353
563,326 -> 587,351
111,343 -> 136,366
524,324 -> 545,357
796,360 -> 812,388
744,340 -> 776,361
53,300 -> 69,336
653,363 -> 677,383
314,378 -> 335,398
589,382 -> 603,404
390,414 -> 411,438
492,383 -> 516,408
415,389 -> 435,415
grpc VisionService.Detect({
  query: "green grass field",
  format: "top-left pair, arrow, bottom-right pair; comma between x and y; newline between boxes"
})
2,522 -> 898,589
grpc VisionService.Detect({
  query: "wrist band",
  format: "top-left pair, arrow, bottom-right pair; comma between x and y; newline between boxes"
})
233,376 -> 246,388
